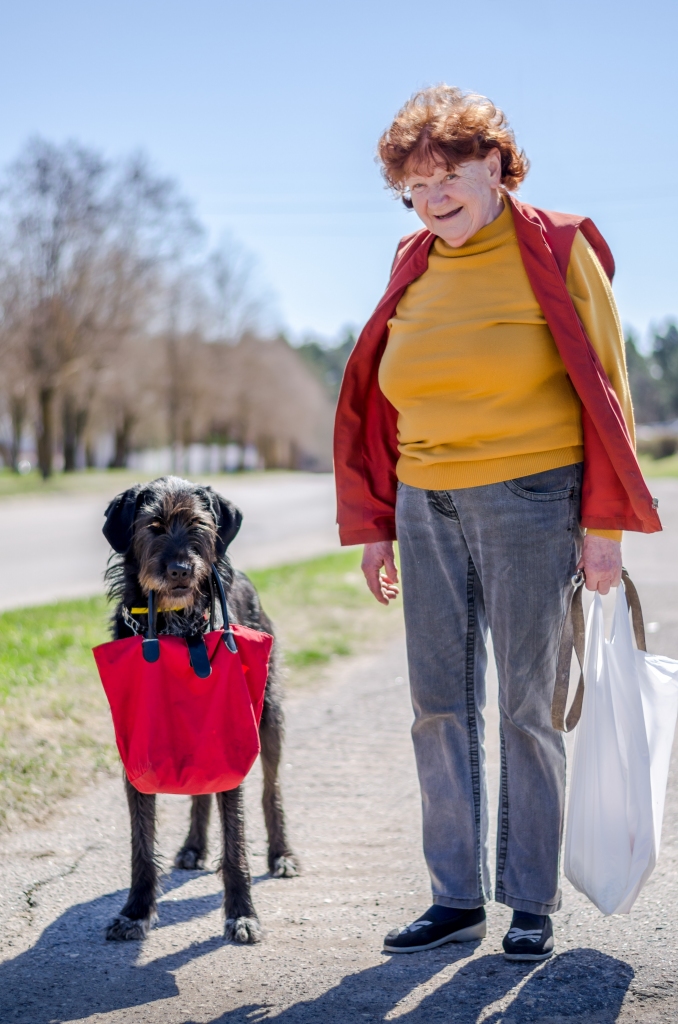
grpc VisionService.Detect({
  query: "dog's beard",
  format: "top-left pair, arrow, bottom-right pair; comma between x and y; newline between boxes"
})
156,589 -> 195,611
138,560 -> 211,612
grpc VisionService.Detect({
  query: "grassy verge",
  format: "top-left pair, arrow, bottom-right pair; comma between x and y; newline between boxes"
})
637,453 -> 678,479
0,467 -> 283,500
3,458 -> 677,501
0,548 -> 401,828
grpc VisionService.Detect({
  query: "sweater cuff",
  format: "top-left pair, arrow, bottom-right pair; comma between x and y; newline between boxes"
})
338,524 -> 397,546
586,528 -> 623,542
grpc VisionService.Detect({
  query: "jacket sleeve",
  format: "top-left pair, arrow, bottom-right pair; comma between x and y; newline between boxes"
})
335,229 -> 435,547
566,230 -> 635,542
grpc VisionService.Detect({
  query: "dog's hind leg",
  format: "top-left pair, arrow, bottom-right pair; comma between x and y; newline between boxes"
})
216,787 -> 262,943
174,795 -> 212,870
259,697 -> 300,878
106,776 -> 159,941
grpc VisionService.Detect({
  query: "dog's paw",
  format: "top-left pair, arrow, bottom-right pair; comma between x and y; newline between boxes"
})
106,911 -> 157,941
174,847 -> 205,870
224,915 -> 262,944
270,854 -> 300,878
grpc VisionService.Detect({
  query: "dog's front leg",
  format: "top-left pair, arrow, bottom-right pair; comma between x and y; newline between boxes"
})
216,787 -> 262,943
106,776 -> 158,940
175,794 -> 212,869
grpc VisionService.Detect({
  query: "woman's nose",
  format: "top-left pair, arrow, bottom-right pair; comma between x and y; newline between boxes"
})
428,186 -> 449,207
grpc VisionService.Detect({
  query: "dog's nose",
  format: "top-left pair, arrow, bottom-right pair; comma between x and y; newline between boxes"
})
167,562 -> 192,581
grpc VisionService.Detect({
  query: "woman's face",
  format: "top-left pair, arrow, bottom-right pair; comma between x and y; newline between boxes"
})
403,149 -> 503,247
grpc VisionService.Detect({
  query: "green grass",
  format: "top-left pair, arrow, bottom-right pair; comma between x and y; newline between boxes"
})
0,595 -> 118,828
248,549 -> 400,671
637,453 -> 678,478
0,467 -> 279,499
0,596 -> 109,697
0,549 -> 401,827
4,456 -> 677,504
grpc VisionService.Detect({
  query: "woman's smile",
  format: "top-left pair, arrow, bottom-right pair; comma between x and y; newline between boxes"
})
432,206 -> 463,221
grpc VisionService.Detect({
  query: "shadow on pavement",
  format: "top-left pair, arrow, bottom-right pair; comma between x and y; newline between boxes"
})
0,875 -> 633,1024
191,947 -> 633,1024
0,876 -> 225,1024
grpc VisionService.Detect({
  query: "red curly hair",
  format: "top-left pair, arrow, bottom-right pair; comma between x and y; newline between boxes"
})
377,85 -> 529,195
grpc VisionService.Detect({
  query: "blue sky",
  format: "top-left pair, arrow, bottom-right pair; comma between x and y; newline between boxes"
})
0,0 -> 675,344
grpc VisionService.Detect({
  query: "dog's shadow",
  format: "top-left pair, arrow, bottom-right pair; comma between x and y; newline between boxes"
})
0,877 -> 634,1024
0,874 -> 226,1024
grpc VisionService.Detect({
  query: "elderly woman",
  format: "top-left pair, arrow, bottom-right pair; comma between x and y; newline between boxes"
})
334,86 -> 660,961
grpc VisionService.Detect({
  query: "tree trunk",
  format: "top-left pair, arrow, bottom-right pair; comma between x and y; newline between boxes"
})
37,386 -> 55,479
63,395 -> 90,472
257,434 -> 276,469
111,413 -> 135,469
75,407 -> 88,467
166,334 -> 180,450
62,394 -> 77,472
10,395 -> 26,472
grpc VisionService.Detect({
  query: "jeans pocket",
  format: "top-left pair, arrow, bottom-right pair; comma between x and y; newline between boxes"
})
426,490 -> 460,521
504,465 -> 579,502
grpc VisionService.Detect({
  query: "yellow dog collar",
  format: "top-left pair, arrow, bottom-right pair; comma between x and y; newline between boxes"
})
130,606 -> 185,614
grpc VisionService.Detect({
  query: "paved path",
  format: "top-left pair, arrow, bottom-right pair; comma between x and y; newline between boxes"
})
0,480 -> 677,1022
0,473 -> 339,611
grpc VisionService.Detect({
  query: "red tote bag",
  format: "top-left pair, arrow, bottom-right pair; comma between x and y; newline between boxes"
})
93,566 -> 273,795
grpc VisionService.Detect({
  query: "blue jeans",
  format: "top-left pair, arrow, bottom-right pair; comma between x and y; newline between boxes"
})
395,464 -> 584,915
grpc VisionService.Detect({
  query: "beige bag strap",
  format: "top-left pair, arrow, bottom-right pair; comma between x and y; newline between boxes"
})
621,569 -> 647,653
551,567 -> 646,732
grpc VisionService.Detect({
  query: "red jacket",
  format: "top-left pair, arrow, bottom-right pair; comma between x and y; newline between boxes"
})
334,196 -> 661,545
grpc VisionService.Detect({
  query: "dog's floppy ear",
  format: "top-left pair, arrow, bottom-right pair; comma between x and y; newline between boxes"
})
202,487 -> 243,557
103,485 -> 146,555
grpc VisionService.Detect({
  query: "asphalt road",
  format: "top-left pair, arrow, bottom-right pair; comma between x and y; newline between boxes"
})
0,473 -> 339,612
0,479 -> 677,1022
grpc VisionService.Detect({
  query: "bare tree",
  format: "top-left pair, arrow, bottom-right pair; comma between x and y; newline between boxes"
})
0,139 -> 112,474
205,235 -> 270,342
0,140 -> 201,475
0,266 -> 31,469
0,138 -> 333,478
202,333 -> 334,469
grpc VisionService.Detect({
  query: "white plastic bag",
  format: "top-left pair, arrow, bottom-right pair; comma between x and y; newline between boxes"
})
564,584 -> 678,914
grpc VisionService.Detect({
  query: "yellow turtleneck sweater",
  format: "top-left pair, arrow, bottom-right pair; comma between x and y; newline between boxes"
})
378,200 -> 633,541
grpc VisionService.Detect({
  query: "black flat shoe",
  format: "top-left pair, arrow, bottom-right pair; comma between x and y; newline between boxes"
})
383,906 -> 486,954
502,913 -> 554,961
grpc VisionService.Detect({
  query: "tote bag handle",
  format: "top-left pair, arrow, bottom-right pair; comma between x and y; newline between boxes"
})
141,588 -> 160,663
552,567 -> 646,732
210,563 -> 238,654
184,566 -> 238,676
141,563 -> 238,670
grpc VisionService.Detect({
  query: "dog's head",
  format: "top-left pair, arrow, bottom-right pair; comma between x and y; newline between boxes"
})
103,476 -> 242,610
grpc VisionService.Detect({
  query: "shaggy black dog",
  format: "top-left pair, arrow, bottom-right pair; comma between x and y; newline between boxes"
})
102,475 -> 298,943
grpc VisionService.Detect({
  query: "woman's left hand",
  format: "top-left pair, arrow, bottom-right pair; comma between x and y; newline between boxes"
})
577,535 -> 622,595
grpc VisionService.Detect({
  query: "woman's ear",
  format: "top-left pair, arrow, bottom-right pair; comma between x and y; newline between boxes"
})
402,194 -> 414,210
103,485 -> 146,554
486,148 -> 503,188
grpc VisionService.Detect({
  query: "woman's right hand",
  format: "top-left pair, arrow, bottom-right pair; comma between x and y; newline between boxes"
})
361,541 -> 400,605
